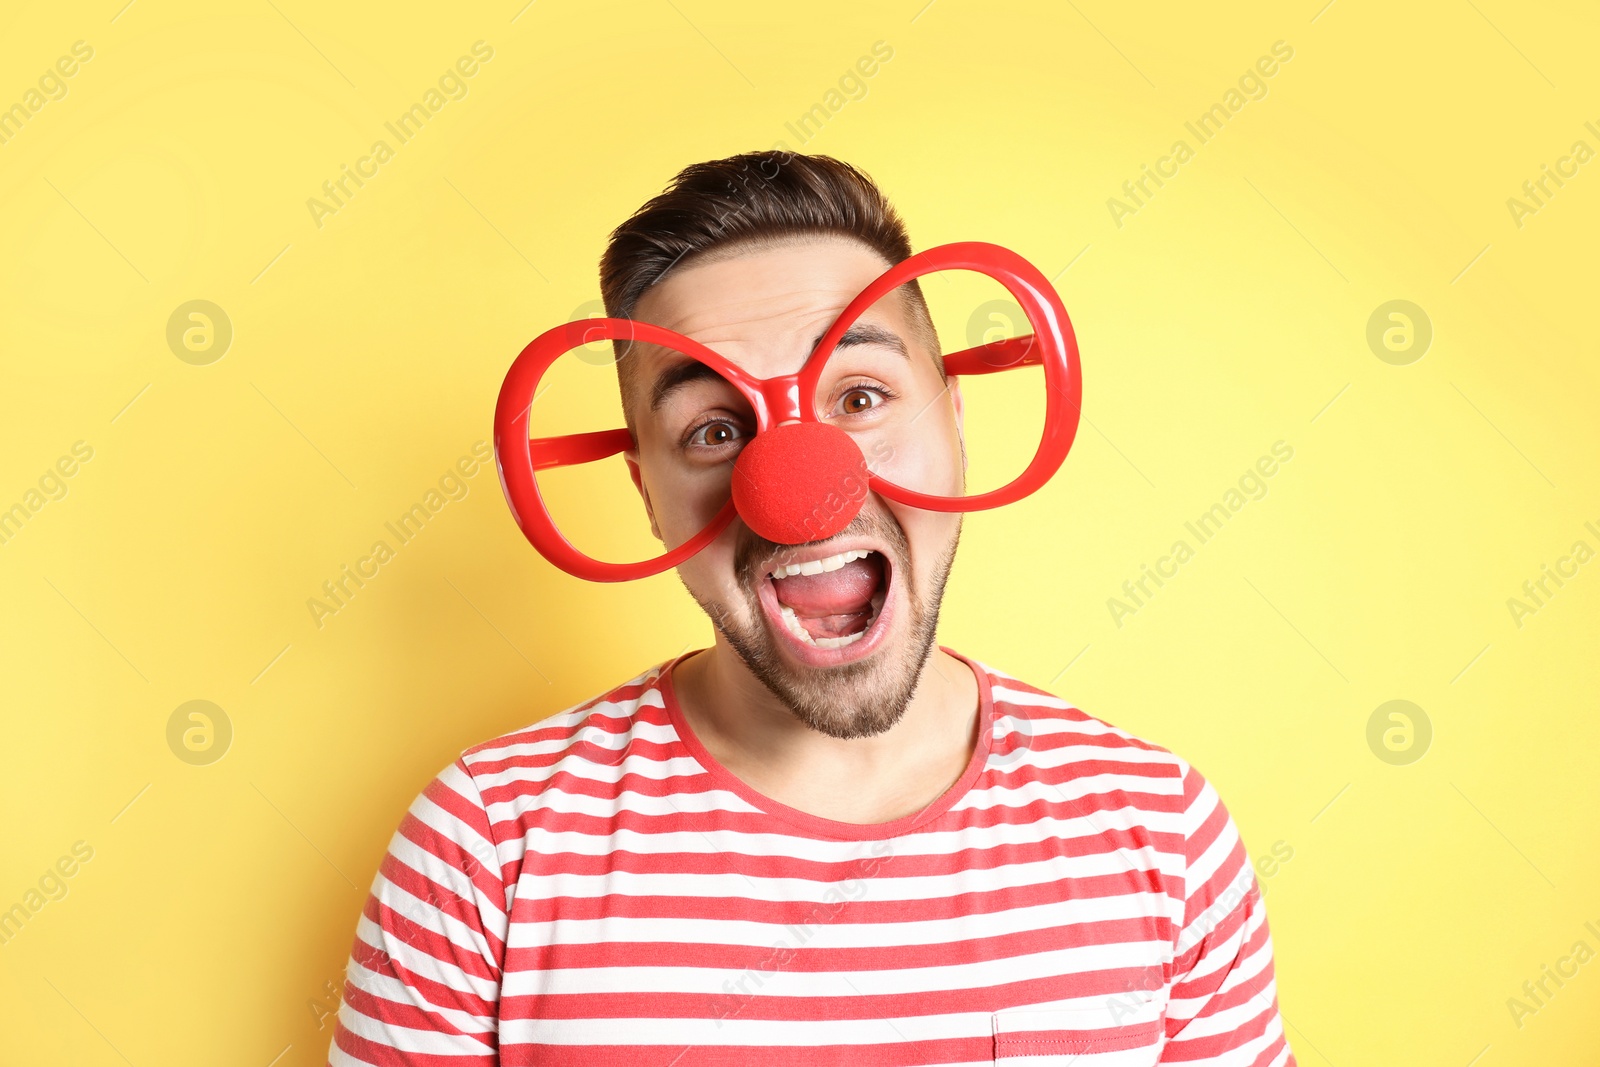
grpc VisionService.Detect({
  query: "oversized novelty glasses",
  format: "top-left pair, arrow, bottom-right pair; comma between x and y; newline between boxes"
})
493,241 -> 1082,582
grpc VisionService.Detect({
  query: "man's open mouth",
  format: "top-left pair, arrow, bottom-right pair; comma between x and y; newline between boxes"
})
754,543 -> 895,664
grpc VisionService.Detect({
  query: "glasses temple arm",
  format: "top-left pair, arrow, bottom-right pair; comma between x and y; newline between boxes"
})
528,427 -> 635,471
941,335 -> 1043,376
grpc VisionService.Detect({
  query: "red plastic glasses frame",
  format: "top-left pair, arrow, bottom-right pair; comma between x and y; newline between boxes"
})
493,241 -> 1083,582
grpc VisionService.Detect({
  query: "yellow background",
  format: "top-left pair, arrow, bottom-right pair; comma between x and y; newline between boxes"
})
2,0 -> 1596,1063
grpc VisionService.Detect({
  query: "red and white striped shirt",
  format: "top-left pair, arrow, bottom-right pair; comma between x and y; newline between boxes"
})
328,646 -> 1295,1066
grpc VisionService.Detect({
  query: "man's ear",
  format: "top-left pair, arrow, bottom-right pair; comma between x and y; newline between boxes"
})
949,376 -> 968,473
623,447 -> 663,542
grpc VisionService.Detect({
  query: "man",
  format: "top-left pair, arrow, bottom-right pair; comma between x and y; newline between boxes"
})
328,152 -> 1295,1065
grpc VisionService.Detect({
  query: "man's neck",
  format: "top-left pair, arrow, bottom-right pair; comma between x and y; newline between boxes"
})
671,641 -> 982,825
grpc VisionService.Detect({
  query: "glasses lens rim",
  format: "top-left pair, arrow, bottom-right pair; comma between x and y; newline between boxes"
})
796,245 -> 1076,511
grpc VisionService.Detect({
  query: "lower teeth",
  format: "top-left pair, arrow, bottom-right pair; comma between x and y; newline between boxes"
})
779,605 -> 867,649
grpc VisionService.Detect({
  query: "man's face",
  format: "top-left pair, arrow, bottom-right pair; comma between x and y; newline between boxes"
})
624,236 -> 967,740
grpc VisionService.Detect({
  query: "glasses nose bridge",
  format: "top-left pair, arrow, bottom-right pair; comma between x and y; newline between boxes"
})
755,372 -> 805,425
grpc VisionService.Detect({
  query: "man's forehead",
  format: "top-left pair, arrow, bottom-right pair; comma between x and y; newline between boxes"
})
633,237 -> 895,343
619,239 -> 920,407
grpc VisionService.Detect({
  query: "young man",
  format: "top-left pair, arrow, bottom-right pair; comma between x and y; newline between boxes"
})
328,153 -> 1295,1066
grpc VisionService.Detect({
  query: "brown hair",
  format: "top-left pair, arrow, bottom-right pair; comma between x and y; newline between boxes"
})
598,151 -> 940,423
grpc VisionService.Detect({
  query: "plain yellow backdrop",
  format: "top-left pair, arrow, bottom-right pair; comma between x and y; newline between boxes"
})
2,0 -> 1597,1064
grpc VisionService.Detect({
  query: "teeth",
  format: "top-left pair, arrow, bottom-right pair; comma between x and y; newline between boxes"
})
813,630 -> 866,649
778,605 -> 868,650
769,548 -> 872,580
778,605 -> 813,644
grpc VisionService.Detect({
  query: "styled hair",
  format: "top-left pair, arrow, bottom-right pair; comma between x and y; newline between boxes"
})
598,151 -> 940,425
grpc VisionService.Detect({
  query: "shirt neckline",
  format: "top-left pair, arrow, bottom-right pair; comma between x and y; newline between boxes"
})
657,644 -> 996,841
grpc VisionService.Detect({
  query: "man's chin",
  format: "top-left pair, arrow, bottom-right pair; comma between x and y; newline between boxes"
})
726,623 -> 920,740
721,578 -> 940,742
693,511 -> 961,741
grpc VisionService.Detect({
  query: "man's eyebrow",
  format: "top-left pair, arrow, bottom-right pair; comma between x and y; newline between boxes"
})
645,323 -> 910,415
648,357 -> 728,415
816,322 -> 909,359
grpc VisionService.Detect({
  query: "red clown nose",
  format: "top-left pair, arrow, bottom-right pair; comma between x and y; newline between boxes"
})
730,421 -> 869,544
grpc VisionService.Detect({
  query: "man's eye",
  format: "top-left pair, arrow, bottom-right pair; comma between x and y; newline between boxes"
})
687,419 -> 745,449
835,386 -> 889,416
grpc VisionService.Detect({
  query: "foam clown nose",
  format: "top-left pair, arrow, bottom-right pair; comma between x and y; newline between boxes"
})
730,421 -> 869,544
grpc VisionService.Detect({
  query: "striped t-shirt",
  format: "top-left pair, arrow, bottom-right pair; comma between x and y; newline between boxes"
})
328,646 -> 1295,1066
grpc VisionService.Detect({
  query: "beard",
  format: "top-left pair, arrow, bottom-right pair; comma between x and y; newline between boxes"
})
686,507 -> 962,741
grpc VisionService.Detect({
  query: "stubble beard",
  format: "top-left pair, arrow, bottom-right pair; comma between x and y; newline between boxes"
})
689,510 -> 962,741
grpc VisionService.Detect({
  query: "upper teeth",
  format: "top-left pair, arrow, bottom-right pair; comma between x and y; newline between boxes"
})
769,548 -> 873,579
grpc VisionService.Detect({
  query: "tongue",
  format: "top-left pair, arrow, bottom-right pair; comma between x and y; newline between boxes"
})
772,555 -> 883,639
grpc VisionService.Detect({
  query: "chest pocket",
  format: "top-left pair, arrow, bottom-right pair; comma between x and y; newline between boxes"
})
991,998 -> 1164,1064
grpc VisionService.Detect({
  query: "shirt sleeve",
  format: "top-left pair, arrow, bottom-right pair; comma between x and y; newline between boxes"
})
328,758 -> 509,1066
1159,761 -> 1296,1066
